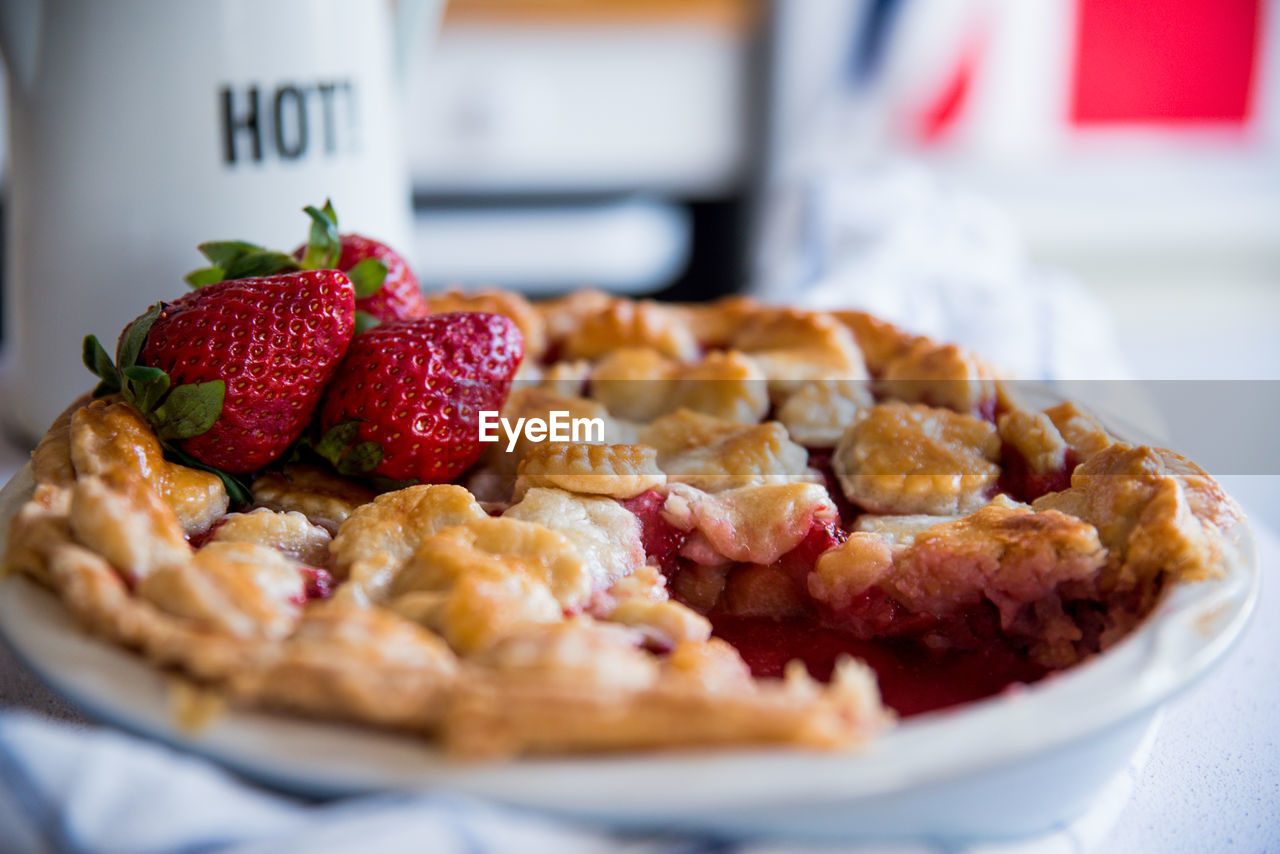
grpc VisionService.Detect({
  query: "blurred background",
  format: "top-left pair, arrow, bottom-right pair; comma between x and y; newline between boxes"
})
2,0 -> 1276,365
0,0 -> 1277,502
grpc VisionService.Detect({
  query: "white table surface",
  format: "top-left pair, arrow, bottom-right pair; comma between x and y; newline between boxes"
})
1,439 -> 1276,853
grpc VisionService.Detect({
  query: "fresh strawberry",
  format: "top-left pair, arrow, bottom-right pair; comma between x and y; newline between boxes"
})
300,232 -> 427,324
186,199 -> 425,327
315,312 -> 523,482
83,271 -> 355,481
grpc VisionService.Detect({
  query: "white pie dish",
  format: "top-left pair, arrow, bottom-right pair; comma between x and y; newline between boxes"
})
0,458 -> 1258,844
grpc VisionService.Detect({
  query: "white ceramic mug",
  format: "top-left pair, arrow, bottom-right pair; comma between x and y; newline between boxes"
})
0,0 -> 440,442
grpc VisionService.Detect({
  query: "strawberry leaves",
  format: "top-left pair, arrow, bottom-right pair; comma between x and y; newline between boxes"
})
121,365 -> 169,413
82,336 -> 121,397
82,305 -> 249,506
313,420 -> 384,476
180,200 -> 415,333
185,241 -> 301,288
151,381 -> 225,440
347,257 -> 388,299
183,200 -> 381,294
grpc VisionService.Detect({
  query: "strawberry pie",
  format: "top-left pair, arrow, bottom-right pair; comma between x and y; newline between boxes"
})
1,206 -> 1244,758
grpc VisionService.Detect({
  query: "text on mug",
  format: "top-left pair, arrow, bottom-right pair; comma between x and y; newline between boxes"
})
221,81 -> 359,165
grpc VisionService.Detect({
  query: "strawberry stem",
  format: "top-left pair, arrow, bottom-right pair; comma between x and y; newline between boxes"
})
301,200 -> 340,270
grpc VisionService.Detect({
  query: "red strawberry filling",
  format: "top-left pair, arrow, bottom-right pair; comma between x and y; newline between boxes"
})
620,490 -> 690,575
805,448 -> 860,522
709,615 -> 1048,717
297,566 -> 335,602
998,444 -> 1079,503
632,502 -> 1056,717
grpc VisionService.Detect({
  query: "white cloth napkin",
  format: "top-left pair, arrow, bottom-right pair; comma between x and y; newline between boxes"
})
0,707 -> 1157,854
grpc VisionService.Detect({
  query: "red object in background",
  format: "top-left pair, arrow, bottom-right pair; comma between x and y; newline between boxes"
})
916,28 -> 985,143
1071,0 -> 1261,124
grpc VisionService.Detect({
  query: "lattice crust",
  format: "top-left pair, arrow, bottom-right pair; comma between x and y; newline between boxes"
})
558,296 -> 699,362
999,401 -> 1116,474
330,484 -> 488,604
227,600 -> 458,731
829,311 -> 920,376
775,379 -> 873,448
388,516 -> 579,655
443,621 -> 890,758
68,471 -> 192,583
852,495 -> 1027,547
514,442 -> 665,500
681,296 -> 764,349
504,487 -> 645,591
640,410 -> 812,493
210,508 -> 333,568
876,338 -> 998,415
29,398 -> 81,487
814,504 -> 1106,625
1033,444 -> 1242,593
1,289 -> 1246,760
139,541 -> 304,640
535,289 -> 615,352
252,465 -> 378,534
663,482 -> 837,566
730,308 -> 870,397
589,348 -> 769,424
832,402 -> 1002,515
591,565 -> 712,649
534,359 -> 593,398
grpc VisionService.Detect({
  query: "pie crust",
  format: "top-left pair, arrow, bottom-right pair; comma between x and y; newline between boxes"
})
1,291 -> 1243,759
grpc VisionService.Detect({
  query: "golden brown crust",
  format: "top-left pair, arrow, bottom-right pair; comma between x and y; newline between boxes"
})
890,504 -> 1107,621
775,379 -> 873,448
829,310 -> 920,375
588,347 -> 769,424
663,482 -> 836,566
877,339 -> 998,415
330,484 -> 487,602
29,396 -> 85,486
681,296 -> 763,349
832,402 -> 1001,515
444,623 -> 888,758
641,410 -> 811,493
559,297 -> 699,362
252,465 -> 378,534
731,308 -> 869,396
228,599 -> 458,731
69,400 -> 229,534
504,487 -> 645,590
68,470 -> 191,582
998,401 -> 1116,474
515,442 -> 665,499
210,508 -> 332,567
1033,444 -> 1242,592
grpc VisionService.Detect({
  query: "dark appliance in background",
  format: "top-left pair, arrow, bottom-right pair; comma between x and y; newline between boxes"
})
402,0 -> 768,302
